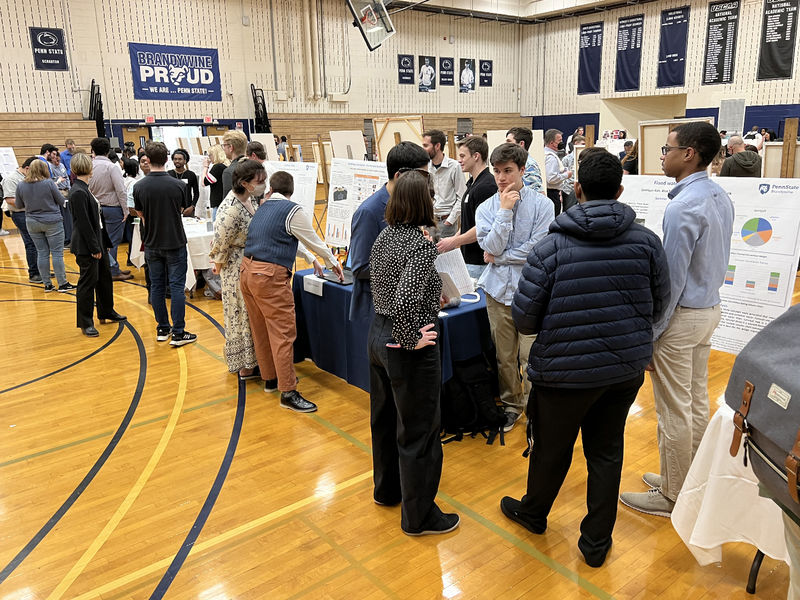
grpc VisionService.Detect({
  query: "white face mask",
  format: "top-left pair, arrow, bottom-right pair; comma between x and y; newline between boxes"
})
250,182 -> 267,197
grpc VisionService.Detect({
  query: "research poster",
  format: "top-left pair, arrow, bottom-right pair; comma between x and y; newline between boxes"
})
578,22 -> 603,94
265,161 -> 318,217
756,0 -> 799,80
325,159 -> 388,246
615,14 -> 644,92
0,147 -> 19,176
657,7 -> 690,88
619,175 -> 800,354
702,0 -> 740,85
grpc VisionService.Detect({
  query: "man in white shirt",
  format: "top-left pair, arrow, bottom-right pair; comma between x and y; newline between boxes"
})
422,129 -> 467,239
543,129 -> 572,217
460,61 -> 475,91
419,57 -> 435,91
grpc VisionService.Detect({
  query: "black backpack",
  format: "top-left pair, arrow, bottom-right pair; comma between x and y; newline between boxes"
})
440,352 -> 507,445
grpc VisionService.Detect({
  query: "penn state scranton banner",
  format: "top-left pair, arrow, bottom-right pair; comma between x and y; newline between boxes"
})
397,54 -> 414,84
129,42 -> 221,101
578,22 -> 603,95
439,57 -> 454,86
29,27 -> 68,71
657,7 -> 690,88
702,0 -> 740,85
757,0 -> 799,80
615,14 -> 644,92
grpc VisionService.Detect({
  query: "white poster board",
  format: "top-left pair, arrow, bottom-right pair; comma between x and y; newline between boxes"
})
325,158 -> 388,246
330,130 -> 367,161
250,133 -> 280,162
264,161 -> 318,217
0,147 -> 19,176
619,175 -> 800,354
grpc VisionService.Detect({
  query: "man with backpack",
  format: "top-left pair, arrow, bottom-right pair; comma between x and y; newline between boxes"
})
501,149 -> 670,567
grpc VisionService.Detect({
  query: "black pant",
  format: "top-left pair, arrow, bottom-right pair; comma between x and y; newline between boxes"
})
546,188 -> 562,217
75,252 -> 115,328
519,373 -> 644,561
368,314 -> 443,531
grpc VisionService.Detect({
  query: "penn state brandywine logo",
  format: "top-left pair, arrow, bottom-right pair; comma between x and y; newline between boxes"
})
36,31 -> 59,46
759,184 -> 771,195
400,57 -> 411,68
169,65 -> 189,85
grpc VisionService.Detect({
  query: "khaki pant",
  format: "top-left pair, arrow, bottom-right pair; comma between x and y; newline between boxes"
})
239,257 -> 297,392
651,305 -> 721,501
485,294 -> 536,415
784,511 -> 800,600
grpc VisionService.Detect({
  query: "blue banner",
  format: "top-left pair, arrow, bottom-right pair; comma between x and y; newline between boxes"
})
578,23 -> 603,95
30,27 -> 68,71
398,54 -> 414,84
757,0 -> 799,80
657,7 -> 690,88
615,15 -> 644,92
479,60 -> 493,87
439,57 -> 454,86
703,0 -> 740,85
128,42 -> 221,101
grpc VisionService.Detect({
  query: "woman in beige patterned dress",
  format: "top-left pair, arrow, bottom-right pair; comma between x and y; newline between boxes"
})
209,160 -> 265,378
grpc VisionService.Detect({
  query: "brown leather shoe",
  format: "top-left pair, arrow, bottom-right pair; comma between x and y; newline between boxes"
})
112,273 -> 134,281
119,269 -> 131,275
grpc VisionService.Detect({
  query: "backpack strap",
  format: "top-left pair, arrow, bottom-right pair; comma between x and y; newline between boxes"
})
785,426 -> 800,503
730,380 -> 755,457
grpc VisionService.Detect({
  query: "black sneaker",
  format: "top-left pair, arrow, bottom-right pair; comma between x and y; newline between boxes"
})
402,511 -> 460,536
279,390 -> 317,413
44,283 -> 55,292
170,331 -> 197,347
57,282 -> 77,293
156,327 -> 171,342
264,378 -> 278,392
500,496 -> 547,534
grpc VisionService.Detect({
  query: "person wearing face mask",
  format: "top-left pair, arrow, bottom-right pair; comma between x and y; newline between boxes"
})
133,141 -> 197,346
209,160 -> 262,380
240,170 -> 343,413
168,149 -> 199,216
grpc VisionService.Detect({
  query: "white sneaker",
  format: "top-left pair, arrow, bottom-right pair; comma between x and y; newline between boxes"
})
0,229 -> 9,236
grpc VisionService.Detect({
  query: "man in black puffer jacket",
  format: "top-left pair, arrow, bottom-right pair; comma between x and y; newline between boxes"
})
499,149 -> 670,568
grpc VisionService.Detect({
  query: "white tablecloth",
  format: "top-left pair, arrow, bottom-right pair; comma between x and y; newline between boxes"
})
129,217 -> 214,290
671,403 -> 790,566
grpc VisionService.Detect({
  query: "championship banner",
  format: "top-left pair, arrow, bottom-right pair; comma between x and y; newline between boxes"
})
479,60 -> 493,87
128,42 -> 221,101
397,54 -> 414,84
757,0 -> 799,80
578,22 -> 603,95
656,7 -> 690,88
29,27 -> 68,71
702,0 -> 740,85
439,57 -> 454,86
615,14 -> 644,92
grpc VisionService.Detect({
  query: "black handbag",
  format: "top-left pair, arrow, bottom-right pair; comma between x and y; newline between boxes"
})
726,304 -> 800,518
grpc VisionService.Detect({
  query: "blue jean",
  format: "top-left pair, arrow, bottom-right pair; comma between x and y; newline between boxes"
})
26,218 -> 67,286
11,211 -> 39,278
102,206 -> 125,274
146,246 -> 187,334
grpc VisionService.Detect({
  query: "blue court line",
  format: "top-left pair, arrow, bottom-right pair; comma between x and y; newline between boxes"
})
121,279 -> 226,335
1,320 -> 124,395
0,320 -> 148,584
149,377 -> 246,598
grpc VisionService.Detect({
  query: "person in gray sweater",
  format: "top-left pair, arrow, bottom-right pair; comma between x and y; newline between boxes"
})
14,159 -> 75,292
720,135 -> 762,177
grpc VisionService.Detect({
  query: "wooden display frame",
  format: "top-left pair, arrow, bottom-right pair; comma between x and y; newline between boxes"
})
638,117 -> 714,176
372,115 -> 424,161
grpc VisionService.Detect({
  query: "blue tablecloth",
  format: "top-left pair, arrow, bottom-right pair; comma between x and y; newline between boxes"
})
292,269 -> 492,392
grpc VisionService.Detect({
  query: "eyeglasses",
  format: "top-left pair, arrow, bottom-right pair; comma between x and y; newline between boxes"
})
661,145 -> 691,156
397,167 -> 430,178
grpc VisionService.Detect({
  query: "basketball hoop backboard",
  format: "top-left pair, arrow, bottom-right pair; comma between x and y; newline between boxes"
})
346,0 -> 395,51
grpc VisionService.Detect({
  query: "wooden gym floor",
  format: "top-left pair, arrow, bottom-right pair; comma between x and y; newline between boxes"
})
0,214 -> 796,599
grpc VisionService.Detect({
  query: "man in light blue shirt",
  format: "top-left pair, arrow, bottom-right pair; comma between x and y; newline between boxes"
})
621,121 -> 734,518
476,142 -> 554,431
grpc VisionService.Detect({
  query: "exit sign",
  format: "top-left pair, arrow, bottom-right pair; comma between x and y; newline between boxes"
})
203,116 -> 213,124
144,115 -> 155,124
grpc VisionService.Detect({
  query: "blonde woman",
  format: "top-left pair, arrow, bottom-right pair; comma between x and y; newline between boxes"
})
208,160 -> 261,378
202,144 -> 230,220
14,159 -> 74,292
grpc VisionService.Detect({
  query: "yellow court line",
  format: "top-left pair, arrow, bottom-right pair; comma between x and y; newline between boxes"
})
47,349 -> 189,600
71,470 -> 373,600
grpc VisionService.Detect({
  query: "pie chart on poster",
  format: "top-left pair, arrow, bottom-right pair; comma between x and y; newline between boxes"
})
741,218 -> 773,247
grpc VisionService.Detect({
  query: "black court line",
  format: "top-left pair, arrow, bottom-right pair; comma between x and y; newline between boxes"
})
0,320 -> 148,584
1,319 -> 124,395
149,377 -> 246,598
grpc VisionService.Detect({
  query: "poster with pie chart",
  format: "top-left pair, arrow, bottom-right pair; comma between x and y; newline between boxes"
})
741,218 -> 773,247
